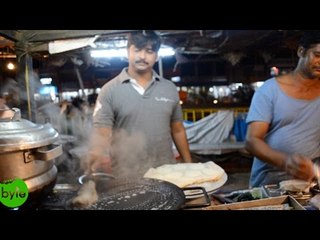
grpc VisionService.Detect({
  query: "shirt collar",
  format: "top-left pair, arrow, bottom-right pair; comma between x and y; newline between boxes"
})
118,67 -> 161,83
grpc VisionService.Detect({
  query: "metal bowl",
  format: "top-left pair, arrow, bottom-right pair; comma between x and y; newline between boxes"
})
78,172 -> 115,184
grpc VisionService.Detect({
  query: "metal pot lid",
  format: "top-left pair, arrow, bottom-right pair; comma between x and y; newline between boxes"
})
0,108 -> 59,152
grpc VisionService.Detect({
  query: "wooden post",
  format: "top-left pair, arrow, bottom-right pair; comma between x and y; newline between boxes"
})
15,41 -> 37,121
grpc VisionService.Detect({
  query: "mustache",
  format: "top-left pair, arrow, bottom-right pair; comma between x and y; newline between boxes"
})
135,60 -> 148,64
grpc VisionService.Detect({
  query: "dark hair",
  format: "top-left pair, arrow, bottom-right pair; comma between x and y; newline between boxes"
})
299,30 -> 320,49
127,30 -> 161,52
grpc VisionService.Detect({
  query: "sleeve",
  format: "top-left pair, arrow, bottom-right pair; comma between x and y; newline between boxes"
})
92,84 -> 115,128
246,82 -> 274,124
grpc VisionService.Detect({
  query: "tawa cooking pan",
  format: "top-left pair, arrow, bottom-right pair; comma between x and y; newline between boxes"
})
66,177 -> 210,210
71,178 -> 186,210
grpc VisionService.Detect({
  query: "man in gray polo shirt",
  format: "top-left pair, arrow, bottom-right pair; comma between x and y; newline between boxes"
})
85,30 -> 192,177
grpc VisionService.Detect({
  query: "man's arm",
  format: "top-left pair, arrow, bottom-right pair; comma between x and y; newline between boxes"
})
245,121 -> 287,169
245,121 -> 314,180
171,121 -> 192,163
84,127 -> 113,173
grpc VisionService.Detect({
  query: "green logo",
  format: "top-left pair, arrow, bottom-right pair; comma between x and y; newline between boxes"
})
0,179 -> 29,208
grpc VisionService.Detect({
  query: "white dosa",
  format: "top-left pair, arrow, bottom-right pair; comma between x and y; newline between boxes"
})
143,161 -> 225,188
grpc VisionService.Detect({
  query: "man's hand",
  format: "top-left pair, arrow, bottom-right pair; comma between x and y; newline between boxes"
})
284,153 -> 315,181
83,152 -> 112,174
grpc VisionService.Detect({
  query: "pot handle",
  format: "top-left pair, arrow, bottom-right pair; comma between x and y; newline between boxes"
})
181,186 -> 211,209
24,144 -> 63,162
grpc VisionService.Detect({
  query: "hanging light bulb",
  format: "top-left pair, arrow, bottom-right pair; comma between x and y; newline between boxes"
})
7,62 -> 15,70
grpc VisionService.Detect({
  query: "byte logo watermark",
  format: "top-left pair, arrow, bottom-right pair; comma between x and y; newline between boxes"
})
0,179 -> 29,208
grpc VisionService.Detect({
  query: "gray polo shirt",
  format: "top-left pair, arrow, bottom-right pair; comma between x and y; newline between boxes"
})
93,68 -> 183,176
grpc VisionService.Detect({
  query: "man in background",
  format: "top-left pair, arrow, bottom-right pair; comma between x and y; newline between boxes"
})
84,30 -> 192,177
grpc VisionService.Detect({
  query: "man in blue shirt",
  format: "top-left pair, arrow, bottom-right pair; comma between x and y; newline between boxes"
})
246,31 -> 320,187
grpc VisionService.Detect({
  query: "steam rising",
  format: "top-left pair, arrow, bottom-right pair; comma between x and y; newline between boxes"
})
111,129 -> 150,177
36,101 -> 93,178
33,100 -> 175,180
0,77 -> 19,108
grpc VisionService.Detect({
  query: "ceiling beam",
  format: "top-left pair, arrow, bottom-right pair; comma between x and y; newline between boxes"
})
0,30 -> 136,54
18,30 -> 134,42
0,30 -> 21,41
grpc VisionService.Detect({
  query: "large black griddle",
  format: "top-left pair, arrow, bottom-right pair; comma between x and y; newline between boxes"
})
79,178 -> 186,210
40,177 -> 210,210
